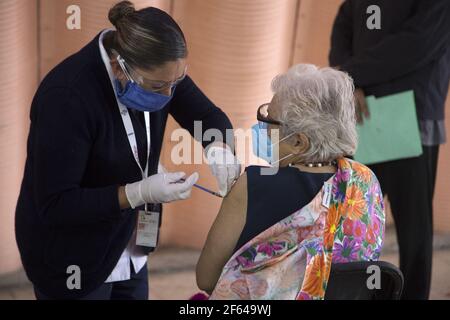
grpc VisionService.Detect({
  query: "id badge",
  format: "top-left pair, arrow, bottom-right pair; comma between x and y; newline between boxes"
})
136,210 -> 160,248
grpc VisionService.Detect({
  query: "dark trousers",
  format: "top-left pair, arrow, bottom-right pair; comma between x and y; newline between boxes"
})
34,263 -> 149,300
369,146 -> 439,300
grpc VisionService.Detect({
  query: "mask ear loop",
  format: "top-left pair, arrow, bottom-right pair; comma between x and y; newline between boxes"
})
116,54 -> 134,83
268,130 -> 297,166
269,153 -> 293,166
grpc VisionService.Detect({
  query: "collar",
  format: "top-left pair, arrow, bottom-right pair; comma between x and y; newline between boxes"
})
98,29 -> 120,98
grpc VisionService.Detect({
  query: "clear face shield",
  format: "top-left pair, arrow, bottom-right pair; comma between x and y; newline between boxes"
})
115,52 -> 187,93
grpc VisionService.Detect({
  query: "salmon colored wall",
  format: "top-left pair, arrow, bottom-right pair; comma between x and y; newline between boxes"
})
291,0 -> 342,66
0,0 -> 38,274
39,0 -> 171,78
159,0 -> 299,248
0,0 -> 449,276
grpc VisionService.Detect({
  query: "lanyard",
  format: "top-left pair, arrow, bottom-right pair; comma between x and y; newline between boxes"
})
98,30 -> 151,212
117,102 -> 151,211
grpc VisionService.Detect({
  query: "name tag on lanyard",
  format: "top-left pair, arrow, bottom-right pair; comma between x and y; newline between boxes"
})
118,104 -> 160,248
136,210 -> 160,248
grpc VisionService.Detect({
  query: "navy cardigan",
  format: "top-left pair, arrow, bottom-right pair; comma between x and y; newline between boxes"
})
15,32 -> 233,299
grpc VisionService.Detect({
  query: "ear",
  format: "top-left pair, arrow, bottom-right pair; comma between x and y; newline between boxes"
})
110,58 -> 127,81
290,133 -> 309,155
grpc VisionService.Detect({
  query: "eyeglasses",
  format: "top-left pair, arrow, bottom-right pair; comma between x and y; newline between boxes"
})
116,55 -> 187,93
257,103 -> 282,126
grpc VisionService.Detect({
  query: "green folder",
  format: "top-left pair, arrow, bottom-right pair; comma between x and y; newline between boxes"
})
353,90 -> 423,165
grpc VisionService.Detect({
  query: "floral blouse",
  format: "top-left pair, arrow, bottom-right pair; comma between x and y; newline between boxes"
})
209,158 -> 385,300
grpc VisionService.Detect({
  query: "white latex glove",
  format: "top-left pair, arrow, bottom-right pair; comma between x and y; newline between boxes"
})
157,163 -> 166,174
206,145 -> 241,197
125,171 -> 199,209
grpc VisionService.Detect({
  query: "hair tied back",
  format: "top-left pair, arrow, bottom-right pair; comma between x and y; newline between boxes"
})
108,1 -> 135,27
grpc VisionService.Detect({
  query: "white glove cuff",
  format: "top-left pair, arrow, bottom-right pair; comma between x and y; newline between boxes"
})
125,181 -> 145,209
206,146 -> 236,165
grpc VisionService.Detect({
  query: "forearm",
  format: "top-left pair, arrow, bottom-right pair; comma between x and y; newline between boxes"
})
200,110 -> 234,149
169,76 -> 234,149
118,186 -> 131,210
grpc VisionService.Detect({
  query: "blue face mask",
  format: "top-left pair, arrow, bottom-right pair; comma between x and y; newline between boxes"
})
251,122 -> 294,165
114,79 -> 175,112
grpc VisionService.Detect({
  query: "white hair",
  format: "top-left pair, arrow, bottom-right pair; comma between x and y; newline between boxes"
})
271,64 -> 357,162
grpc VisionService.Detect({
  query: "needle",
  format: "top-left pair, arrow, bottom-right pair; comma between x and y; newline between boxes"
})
159,165 -> 224,198
179,178 -> 223,198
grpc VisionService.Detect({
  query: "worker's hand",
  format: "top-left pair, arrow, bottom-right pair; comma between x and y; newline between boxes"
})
206,144 -> 241,197
125,171 -> 199,208
354,88 -> 370,124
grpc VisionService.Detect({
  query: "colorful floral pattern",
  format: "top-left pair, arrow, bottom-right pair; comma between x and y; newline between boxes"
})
209,158 -> 385,300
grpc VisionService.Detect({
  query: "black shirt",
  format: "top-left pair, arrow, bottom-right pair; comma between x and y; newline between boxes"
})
329,0 -> 450,120
233,166 -> 334,253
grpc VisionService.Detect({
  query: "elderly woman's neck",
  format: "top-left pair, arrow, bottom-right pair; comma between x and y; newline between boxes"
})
289,164 -> 337,174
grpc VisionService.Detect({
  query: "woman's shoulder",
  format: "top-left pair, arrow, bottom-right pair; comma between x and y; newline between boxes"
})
220,171 -> 248,217
243,165 -> 302,198
346,159 -> 379,181
244,165 -> 291,177
245,165 -> 268,175
228,170 -> 248,200
40,53 -> 97,91
245,165 -> 332,179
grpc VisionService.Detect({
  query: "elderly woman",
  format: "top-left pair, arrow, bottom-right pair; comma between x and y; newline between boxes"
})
196,64 -> 385,300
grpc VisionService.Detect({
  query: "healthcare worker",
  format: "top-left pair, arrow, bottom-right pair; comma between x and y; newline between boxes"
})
15,1 -> 240,300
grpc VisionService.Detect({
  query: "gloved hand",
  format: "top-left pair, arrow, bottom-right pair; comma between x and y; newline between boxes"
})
206,145 -> 241,197
125,171 -> 199,209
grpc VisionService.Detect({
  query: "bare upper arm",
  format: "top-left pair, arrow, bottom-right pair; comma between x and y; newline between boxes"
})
196,172 -> 248,293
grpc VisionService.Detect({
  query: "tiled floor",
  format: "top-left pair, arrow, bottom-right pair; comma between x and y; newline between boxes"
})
1,229 -> 449,300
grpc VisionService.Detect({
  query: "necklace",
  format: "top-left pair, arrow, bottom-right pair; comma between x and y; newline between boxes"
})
289,160 -> 337,168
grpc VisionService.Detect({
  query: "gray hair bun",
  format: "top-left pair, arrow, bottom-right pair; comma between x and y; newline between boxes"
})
108,1 -> 135,27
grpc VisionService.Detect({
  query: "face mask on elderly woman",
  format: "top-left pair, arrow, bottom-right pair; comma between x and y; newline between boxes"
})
251,122 -> 296,165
